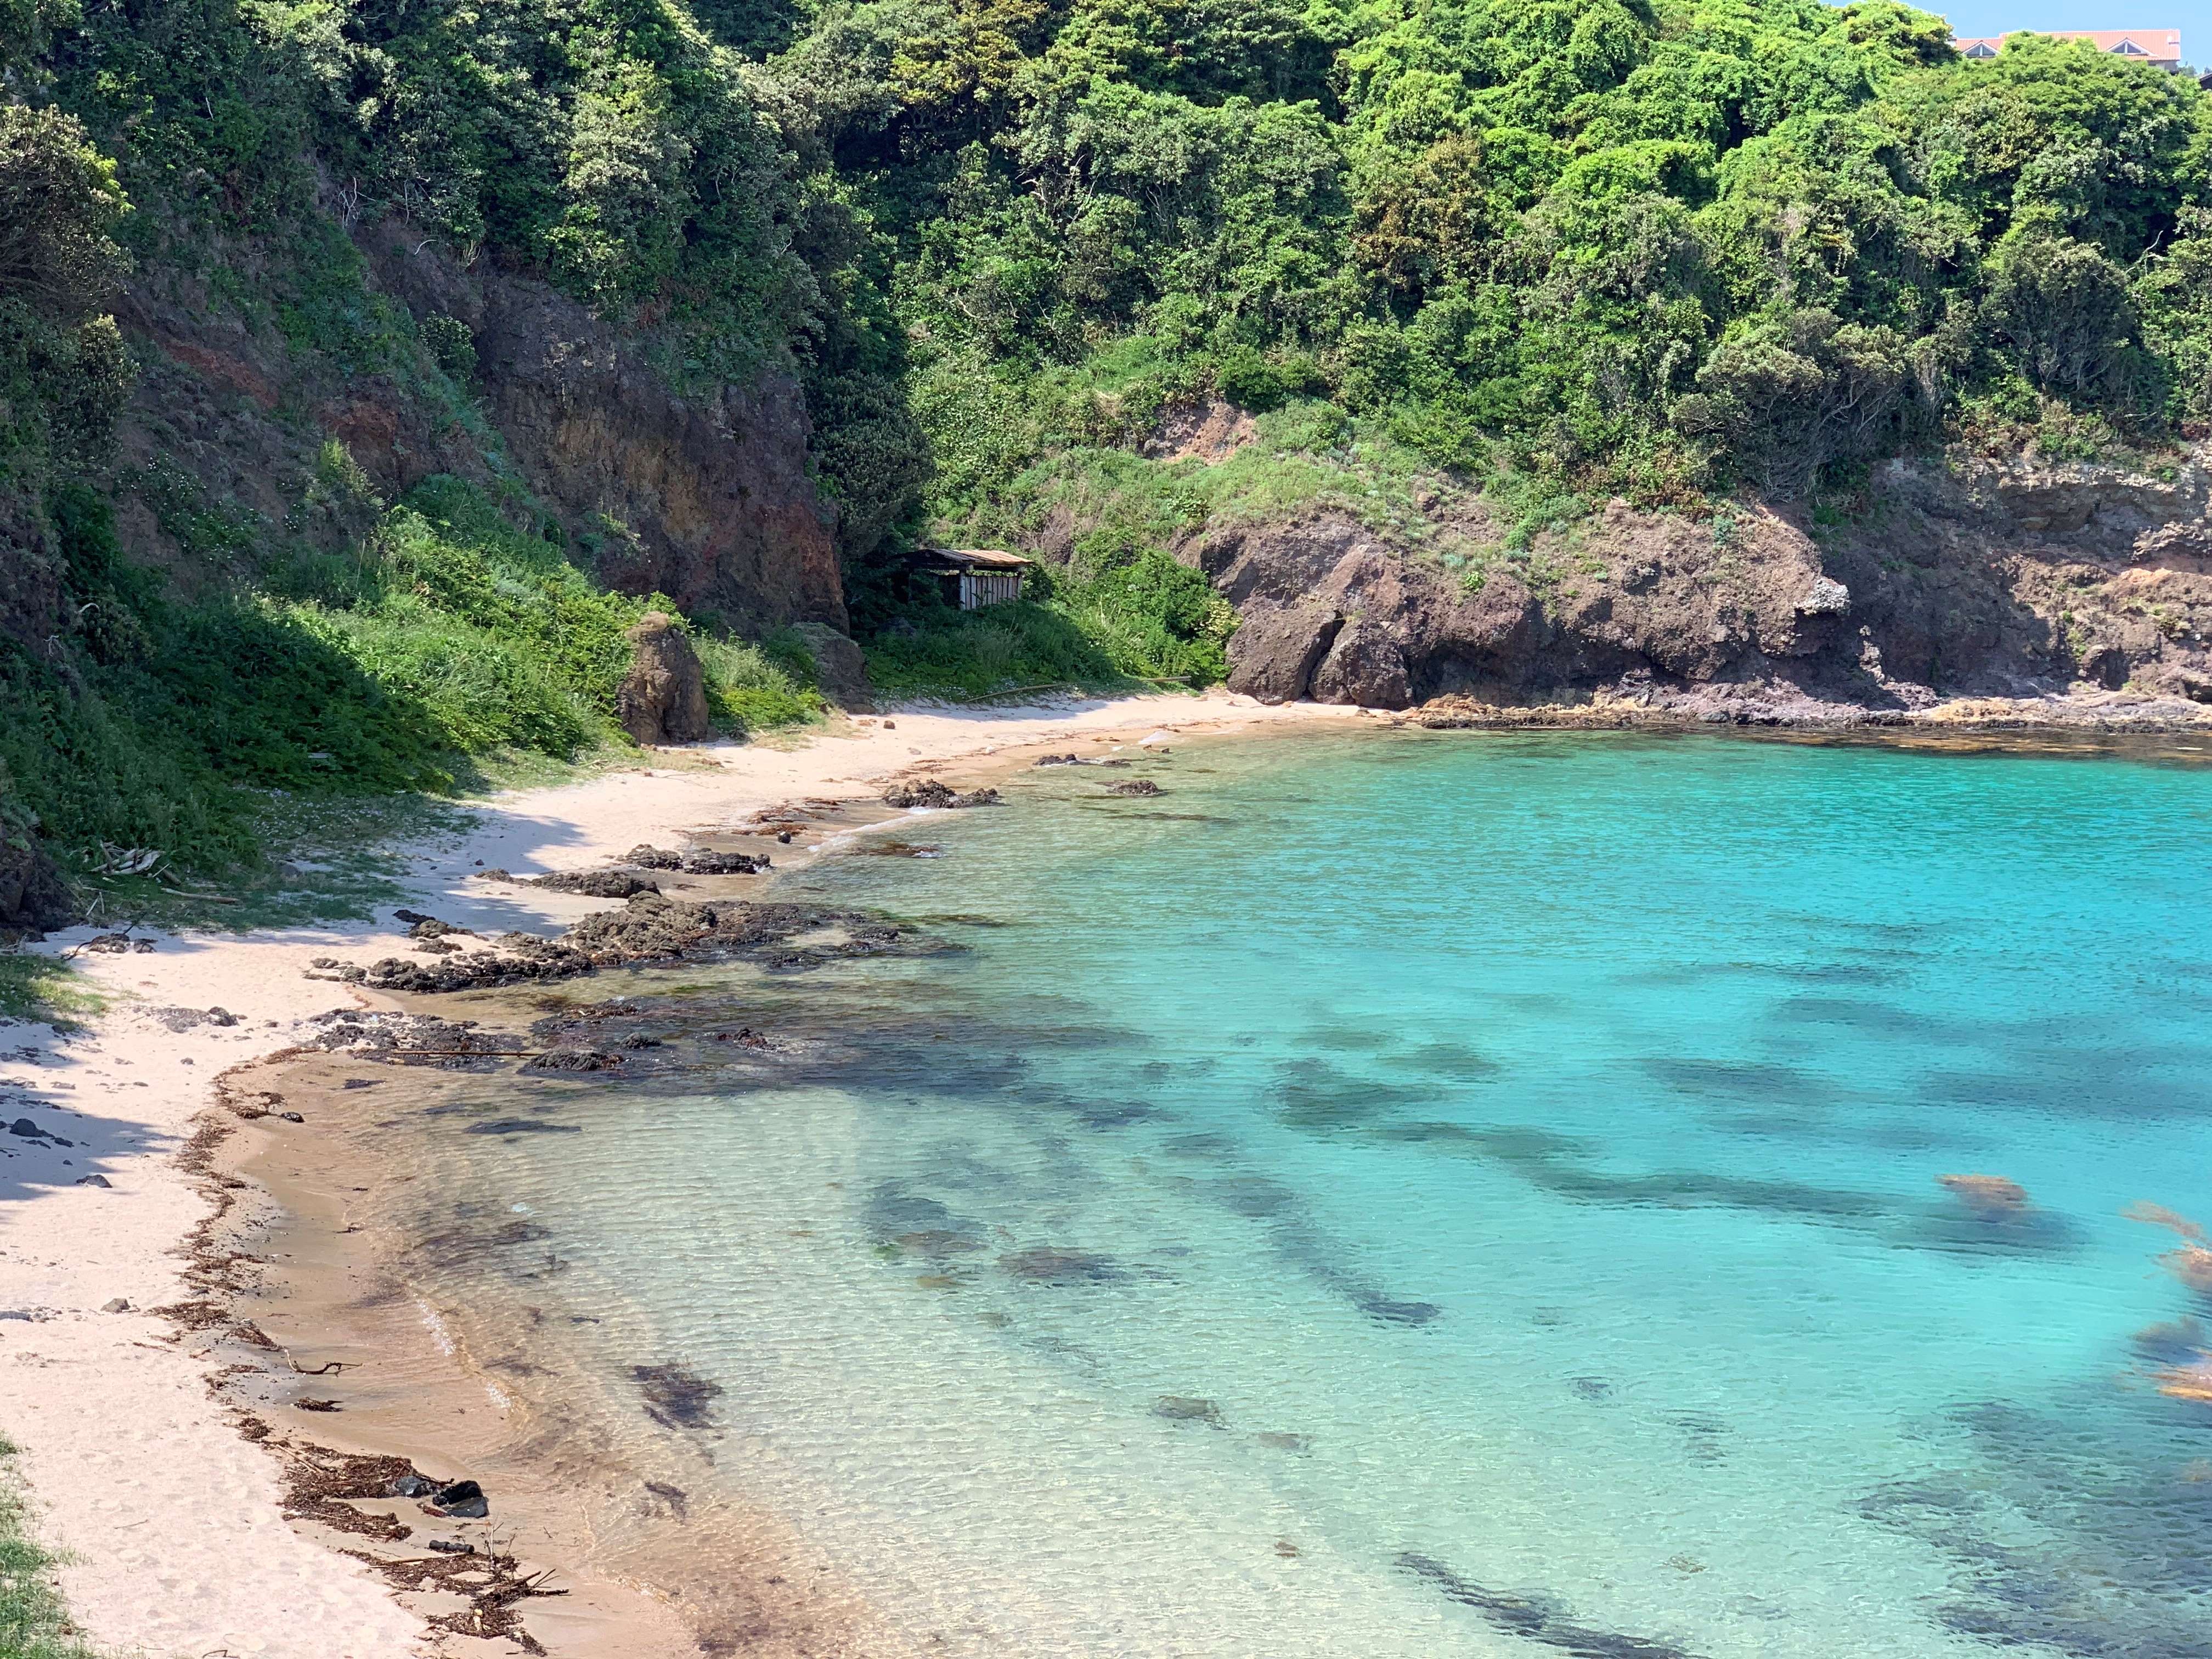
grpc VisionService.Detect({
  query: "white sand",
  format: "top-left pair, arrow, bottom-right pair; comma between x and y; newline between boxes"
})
0,691 -> 1352,1659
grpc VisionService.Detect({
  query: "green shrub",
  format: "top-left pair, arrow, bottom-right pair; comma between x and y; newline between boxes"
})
696,633 -> 826,733
863,601 -> 1130,698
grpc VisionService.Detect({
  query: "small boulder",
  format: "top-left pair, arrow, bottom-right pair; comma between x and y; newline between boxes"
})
883,780 -> 1001,809
1108,778 -> 1162,797
430,1478 -> 488,1518
0,837 -> 76,934
1225,605 -> 1342,703
789,622 -> 874,711
614,613 -> 713,746
1310,618 -> 1413,710
530,869 -> 661,899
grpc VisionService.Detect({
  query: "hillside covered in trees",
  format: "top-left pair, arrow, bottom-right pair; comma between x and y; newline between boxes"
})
7,0 -> 2212,897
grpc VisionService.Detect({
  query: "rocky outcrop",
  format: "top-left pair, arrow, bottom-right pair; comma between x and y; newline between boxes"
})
1224,604 -> 1341,702
1184,442 -> 2212,723
1310,618 -> 1413,709
614,613 -> 712,744
0,837 -> 76,935
105,216 -> 847,637
789,622 -> 873,710
357,222 -> 846,631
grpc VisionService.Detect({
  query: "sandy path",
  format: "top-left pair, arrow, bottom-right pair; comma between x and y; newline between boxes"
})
0,691 -> 1350,1659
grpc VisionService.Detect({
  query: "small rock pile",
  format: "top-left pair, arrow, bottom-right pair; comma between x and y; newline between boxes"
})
883,780 -> 1002,809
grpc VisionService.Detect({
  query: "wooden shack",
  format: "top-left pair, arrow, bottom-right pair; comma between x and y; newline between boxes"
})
909,548 -> 1032,610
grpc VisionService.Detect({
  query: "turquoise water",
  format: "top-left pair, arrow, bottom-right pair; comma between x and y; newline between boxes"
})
402,731 -> 2212,1656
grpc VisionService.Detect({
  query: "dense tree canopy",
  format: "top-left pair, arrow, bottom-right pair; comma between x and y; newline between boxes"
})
17,0 -> 2212,550
772,0 -> 2212,518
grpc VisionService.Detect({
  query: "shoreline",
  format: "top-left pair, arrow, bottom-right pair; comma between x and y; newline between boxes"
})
0,690 -> 1353,1659
8,687 -> 2212,1658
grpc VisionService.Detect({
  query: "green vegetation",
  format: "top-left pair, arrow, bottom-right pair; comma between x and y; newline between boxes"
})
2,472 -> 821,881
0,1438 -> 97,1657
2,0 -> 839,893
0,955 -> 103,1028
800,0 -> 2212,515
9,0 -> 2212,857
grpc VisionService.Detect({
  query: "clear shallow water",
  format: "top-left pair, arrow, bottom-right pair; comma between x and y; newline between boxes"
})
401,731 -> 2212,1657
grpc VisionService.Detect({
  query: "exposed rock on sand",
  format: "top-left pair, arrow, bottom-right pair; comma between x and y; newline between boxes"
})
614,613 -> 712,746
1225,603 -> 1341,704
882,780 -> 1002,809
1310,616 -> 1413,709
529,868 -> 662,898
341,893 -> 947,992
303,1011 -> 518,1068
674,849 -> 769,874
620,845 -> 769,874
152,1007 -> 241,1032
0,837 -> 76,934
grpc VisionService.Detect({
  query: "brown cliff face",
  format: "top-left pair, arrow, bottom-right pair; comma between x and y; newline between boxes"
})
1189,445 -> 2212,723
417,256 -> 845,633
101,219 -> 844,634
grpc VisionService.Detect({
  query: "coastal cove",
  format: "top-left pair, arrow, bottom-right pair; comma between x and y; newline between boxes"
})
0,693 -> 1350,1659
108,716 -> 2212,1657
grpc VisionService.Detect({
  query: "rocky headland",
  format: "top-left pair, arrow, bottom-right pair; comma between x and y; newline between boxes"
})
1181,435 -> 2212,728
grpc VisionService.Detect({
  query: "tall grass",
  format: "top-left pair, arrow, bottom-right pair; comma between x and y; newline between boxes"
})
695,633 -> 824,733
862,601 -> 1133,699
0,1438 -> 98,1659
5,476 -> 823,881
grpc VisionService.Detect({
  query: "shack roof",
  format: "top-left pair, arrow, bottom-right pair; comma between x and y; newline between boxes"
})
911,548 -> 1034,571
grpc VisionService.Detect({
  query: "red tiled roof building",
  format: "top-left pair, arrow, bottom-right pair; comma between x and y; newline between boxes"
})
1953,29 -> 2182,67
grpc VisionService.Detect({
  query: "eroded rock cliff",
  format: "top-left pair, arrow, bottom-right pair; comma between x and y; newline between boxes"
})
103,218 -> 846,636
1195,447 -> 2212,723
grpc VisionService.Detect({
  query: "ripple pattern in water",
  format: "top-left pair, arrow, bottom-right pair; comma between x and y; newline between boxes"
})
392,731 -> 2212,1657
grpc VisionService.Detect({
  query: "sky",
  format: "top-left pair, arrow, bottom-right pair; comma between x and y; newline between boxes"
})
1933,0 -> 2211,63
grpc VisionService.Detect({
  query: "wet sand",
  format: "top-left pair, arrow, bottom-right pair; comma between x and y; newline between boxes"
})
0,691 -> 1352,1659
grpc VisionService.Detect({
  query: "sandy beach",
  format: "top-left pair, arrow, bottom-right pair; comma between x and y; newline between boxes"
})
0,691 -> 1356,1659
